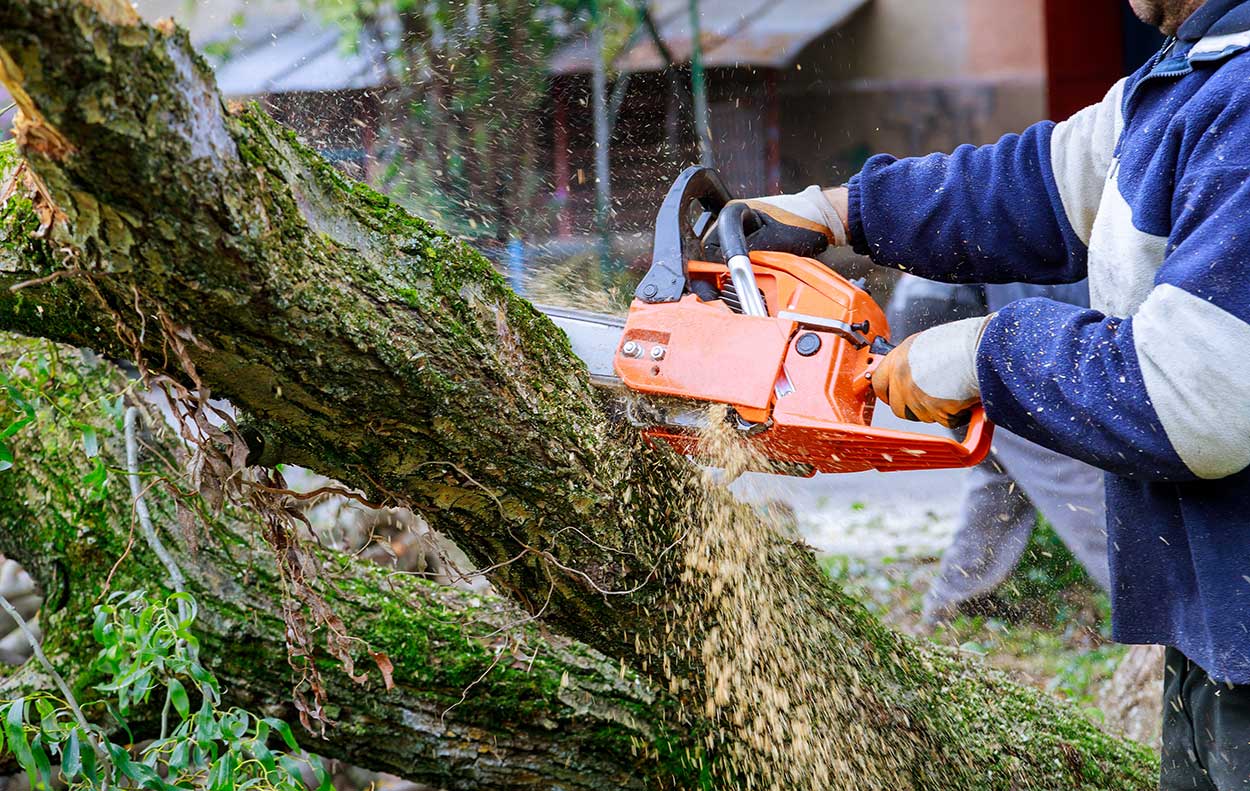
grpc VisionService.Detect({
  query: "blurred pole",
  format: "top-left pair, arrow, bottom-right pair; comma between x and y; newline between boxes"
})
506,238 -> 526,295
688,0 -> 714,167
633,1 -> 687,159
590,0 -> 616,275
553,87 -> 572,237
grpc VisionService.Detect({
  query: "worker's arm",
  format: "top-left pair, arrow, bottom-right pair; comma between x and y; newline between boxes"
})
741,79 -> 1125,284
887,164 -> 1250,482
846,79 -> 1125,285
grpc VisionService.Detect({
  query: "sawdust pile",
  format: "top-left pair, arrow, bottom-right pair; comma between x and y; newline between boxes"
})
665,404 -> 926,789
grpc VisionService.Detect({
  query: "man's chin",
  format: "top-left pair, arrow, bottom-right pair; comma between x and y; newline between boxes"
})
1129,0 -> 1167,29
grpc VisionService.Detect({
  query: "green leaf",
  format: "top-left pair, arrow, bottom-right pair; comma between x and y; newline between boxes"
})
195,710 -> 220,743
225,711 -> 249,740
61,730 -> 82,779
0,411 -> 34,440
5,699 -> 35,780
34,698 -> 54,725
189,662 -> 217,691
250,739 -> 276,773
29,733 -> 53,789
82,458 -> 107,498
168,739 -> 191,774
207,751 -> 236,791
107,743 -> 143,786
167,678 -> 190,720
105,394 -> 125,421
81,426 -> 99,458
0,441 -> 13,472
168,593 -> 197,627
262,718 -> 298,751
105,703 -> 134,746
313,756 -> 333,791
79,738 -> 99,788
92,606 -> 112,645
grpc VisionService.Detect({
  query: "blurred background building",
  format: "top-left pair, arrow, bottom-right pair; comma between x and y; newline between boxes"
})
546,0 -> 1163,236
1,0 -> 1163,281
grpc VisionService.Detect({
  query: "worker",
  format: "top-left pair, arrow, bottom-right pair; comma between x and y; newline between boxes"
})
886,277 -> 1111,625
735,0 -> 1250,785
884,277 -> 984,338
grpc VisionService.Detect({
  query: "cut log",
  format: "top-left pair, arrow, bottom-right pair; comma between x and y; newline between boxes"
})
1099,645 -> 1165,749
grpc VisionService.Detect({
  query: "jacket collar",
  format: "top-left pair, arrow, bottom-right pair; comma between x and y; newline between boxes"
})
1168,1 -> 1250,63
1178,0 -> 1250,40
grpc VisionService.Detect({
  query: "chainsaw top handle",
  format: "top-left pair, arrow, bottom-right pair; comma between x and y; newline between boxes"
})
715,201 -> 756,262
634,166 -> 732,305
635,165 -> 828,307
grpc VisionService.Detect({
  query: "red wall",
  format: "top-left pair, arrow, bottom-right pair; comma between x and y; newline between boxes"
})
1044,0 -> 1125,119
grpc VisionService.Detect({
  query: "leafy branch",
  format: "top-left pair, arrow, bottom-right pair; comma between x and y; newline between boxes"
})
1,591 -> 325,791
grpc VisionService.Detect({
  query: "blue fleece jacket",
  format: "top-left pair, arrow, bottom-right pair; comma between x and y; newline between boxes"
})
847,0 -> 1250,682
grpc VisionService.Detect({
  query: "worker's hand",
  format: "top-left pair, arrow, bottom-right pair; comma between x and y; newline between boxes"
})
871,315 -> 993,429
729,186 -> 849,256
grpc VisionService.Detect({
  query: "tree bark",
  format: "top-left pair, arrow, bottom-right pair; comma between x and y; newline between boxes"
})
0,1 -> 1157,788
0,337 -> 670,790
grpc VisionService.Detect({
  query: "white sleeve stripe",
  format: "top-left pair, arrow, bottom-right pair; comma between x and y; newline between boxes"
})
1049,78 -> 1126,246
1133,284 -> 1250,480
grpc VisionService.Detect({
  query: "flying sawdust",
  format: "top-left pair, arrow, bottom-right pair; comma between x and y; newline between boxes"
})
665,403 -> 927,789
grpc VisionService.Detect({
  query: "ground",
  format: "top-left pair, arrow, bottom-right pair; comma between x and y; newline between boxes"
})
823,551 -> 1125,716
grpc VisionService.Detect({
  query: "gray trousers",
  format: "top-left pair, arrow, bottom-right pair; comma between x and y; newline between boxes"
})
923,427 -> 1111,622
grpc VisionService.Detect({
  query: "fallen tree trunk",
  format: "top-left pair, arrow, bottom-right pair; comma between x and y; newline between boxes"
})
0,1 -> 1157,787
0,336 -> 672,790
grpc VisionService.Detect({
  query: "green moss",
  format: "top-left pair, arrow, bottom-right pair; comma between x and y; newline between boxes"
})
325,566 -> 710,784
0,144 -> 54,274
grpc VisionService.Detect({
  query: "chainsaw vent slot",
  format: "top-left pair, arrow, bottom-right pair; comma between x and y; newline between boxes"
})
720,279 -> 767,316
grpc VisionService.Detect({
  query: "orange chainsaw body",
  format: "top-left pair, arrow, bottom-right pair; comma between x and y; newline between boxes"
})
615,251 -> 993,475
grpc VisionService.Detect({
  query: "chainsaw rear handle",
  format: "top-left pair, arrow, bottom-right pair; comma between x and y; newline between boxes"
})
861,335 -> 993,453
951,405 -> 992,460
717,202 -> 769,317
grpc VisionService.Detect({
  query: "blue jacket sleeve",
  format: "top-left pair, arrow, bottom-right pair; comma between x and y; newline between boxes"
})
847,128 -> 1081,284
847,80 -> 1126,286
976,164 -> 1250,482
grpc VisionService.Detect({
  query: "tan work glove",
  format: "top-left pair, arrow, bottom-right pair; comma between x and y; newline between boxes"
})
871,315 -> 993,429
728,186 -> 850,256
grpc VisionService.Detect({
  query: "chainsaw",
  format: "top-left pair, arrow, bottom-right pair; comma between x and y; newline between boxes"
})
541,166 -> 992,477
